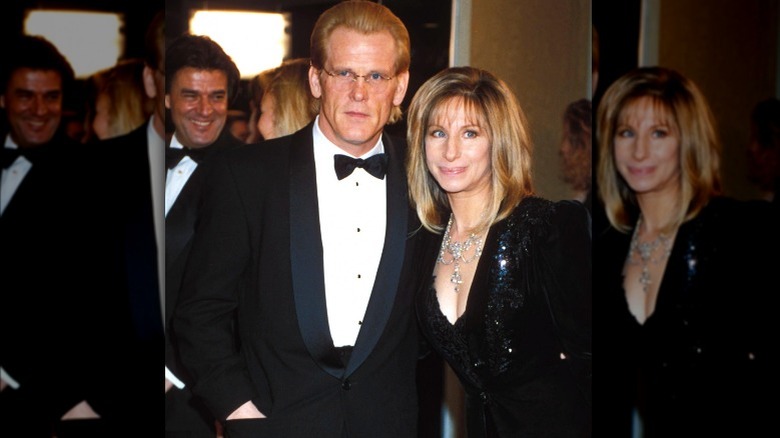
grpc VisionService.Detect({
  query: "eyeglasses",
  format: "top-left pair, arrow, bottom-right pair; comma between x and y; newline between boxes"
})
320,67 -> 395,91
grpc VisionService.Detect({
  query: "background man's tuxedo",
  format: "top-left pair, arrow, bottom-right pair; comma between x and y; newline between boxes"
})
165,129 -> 242,436
175,123 -> 422,438
0,132 -> 123,435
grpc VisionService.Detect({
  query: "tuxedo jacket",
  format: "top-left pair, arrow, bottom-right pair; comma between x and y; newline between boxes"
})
174,123 -> 422,438
0,132 -> 119,435
165,129 -> 242,435
82,122 -> 165,433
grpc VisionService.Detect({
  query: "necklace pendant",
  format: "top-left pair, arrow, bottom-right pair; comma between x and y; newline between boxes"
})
639,266 -> 652,294
450,271 -> 463,285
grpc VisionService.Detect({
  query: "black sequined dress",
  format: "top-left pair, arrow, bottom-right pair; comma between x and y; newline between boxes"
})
415,197 -> 592,437
596,197 -> 780,437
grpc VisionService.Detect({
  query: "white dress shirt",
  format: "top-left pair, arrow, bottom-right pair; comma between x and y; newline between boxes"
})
165,133 -> 198,216
1,135 -> 33,216
148,117 -> 165,322
312,116 -> 387,347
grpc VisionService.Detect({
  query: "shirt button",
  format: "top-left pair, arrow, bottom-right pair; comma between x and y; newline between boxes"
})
342,379 -> 351,390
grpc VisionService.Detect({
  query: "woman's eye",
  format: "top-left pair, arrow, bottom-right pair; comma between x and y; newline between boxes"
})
652,129 -> 668,138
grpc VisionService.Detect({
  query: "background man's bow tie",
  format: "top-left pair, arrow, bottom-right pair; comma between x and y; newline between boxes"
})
334,153 -> 387,180
2,147 -> 42,169
166,147 -> 205,169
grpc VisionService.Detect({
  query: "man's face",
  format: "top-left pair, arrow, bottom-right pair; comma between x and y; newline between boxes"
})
309,28 -> 409,155
165,67 -> 228,149
0,68 -> 63,148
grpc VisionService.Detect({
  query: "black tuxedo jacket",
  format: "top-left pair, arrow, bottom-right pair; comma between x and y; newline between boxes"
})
165,129 -> 242,435
0,133 -> 120,435
87,122 -> 164,433
174,123 -> 421,438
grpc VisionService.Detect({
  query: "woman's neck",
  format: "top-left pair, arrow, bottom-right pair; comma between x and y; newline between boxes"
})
635,191 -> 679,234
448,195 -> 490,237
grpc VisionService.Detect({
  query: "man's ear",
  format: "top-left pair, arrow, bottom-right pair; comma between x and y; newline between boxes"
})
392,70 -> 410,107
309,66 -> 323,99
143,65 -> 157,99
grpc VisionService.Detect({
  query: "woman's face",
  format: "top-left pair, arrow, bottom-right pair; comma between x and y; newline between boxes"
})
92,92 -> 111,140
613,96 -> 681,199
257,93 -> 276,140
424,98 -> 492,201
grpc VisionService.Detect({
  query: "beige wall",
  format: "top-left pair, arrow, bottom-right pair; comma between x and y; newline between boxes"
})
468,0 -> 591,201
659,0 -> 778,200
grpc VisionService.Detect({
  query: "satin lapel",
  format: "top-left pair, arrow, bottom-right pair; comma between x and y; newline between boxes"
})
165,170 -> 202,267
289,126 -> 343,378
165,130 -> 239,267
346,134 -> 408,376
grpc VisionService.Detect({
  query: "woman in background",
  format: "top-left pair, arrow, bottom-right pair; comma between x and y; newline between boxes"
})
256,58 -> 319,140
407,66 -> 591,437
596,66 -> 779,436
85,58 -> 151,141
559,98 -> 592,213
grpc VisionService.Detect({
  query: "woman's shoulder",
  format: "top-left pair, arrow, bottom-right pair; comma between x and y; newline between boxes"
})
512,197 -> 589,227
696,196 -> 776,230
513,196 -> 578,216
505,197 -> 591,244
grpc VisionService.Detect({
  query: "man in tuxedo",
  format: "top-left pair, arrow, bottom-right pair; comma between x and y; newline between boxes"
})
0,34 -> 117,436
92,10 -> 166,435
163,34 -> 243,437
174,1 -> 421,437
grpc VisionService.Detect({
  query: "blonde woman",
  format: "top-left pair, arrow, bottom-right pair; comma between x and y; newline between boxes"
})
256,58 -> 319,140
596,66 -> 779,436
87,59 -> 151,141
407,66 -> 591,437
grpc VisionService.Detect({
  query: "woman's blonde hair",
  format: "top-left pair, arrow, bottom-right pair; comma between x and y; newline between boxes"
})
597,66 -> 722,233
260,58 -> 319,139
87,59 -> 151,140
407,66 -> 534,233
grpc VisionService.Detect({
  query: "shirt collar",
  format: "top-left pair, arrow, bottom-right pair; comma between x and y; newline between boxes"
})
4,134 -> 18,149
170,132 -> 184,150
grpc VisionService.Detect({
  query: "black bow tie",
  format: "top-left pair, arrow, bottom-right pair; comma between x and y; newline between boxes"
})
166,147 -> 205,169
2,147 -> 40,169
334,153 -> 388,180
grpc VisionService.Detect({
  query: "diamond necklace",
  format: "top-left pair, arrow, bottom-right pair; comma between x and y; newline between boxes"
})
626,216 -> 673,293
436,214 -> 484,293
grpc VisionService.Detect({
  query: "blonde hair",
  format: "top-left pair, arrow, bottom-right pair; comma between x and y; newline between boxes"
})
88,59 -> 151,140
310,0 -> 410,124
407,66 -> 534,233
261,58 -> 319,138
597,66 -> 722,233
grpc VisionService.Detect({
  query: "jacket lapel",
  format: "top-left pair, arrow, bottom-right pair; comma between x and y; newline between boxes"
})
346,134 -> 408,376
165,131 -> 240,267
165,173 -> 201,267
289,125 -> 344,378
